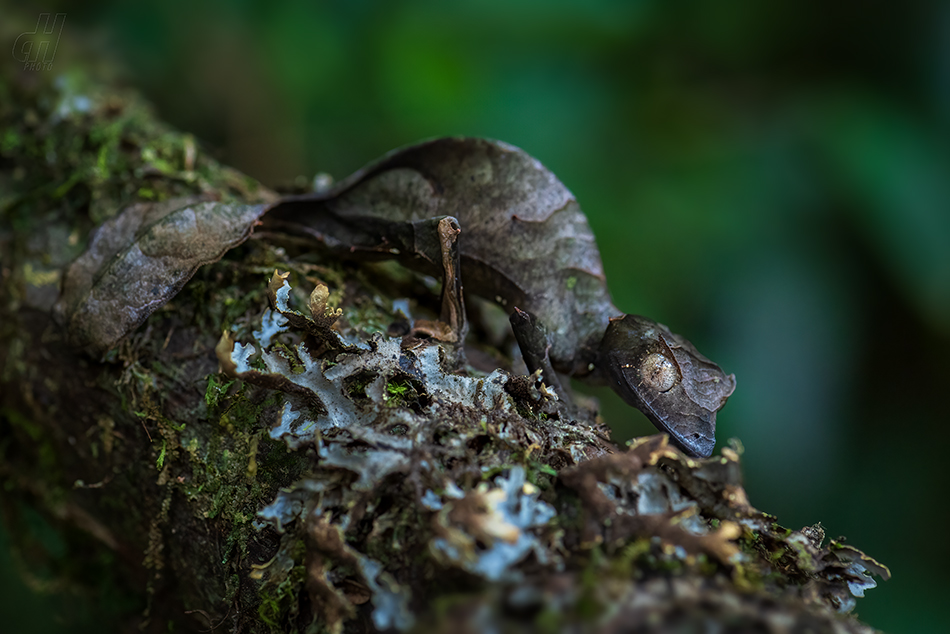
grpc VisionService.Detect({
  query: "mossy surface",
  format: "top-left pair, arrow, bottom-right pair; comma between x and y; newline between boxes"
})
0,65 -> 888,634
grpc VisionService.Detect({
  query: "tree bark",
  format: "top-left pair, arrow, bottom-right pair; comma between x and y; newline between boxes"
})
0,66 -> 888,633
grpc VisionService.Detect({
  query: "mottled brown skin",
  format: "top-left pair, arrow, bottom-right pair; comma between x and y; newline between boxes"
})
266,138 -> 736,457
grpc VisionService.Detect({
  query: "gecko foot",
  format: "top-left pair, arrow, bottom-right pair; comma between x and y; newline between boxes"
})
509,307 -> 570,403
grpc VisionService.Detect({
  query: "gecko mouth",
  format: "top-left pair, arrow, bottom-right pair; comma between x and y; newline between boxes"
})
625,385 -> 716,459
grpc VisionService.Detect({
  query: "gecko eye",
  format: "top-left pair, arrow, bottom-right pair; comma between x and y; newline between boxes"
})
639,353 -> 678,392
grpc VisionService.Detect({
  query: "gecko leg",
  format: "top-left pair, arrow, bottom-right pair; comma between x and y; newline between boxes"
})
435,217 -> 467,341
405,216 -> 468,348
509,307 -> 569,401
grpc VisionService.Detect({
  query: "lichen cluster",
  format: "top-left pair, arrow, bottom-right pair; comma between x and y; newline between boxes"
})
208,269 -> 888,633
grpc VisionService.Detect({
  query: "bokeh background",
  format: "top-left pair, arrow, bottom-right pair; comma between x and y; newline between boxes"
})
3,1 -> 950,632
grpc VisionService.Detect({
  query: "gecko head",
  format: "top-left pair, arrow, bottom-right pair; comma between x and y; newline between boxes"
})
598,315 -> 736,459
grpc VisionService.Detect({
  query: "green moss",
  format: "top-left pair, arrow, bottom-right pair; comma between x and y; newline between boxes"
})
385,378 -> 410,402
344,300 -> 392,337
770,523 -> 793,537
205,374 -> 236,409
174,373 -> 304,568
0,64 -> 295,631
535,606 -> 565,634
345,370 -> 374,401
273,342 -> 306,374
156,439 -> 167,470
258,564 -> 306,630
383,376 -> 426,410
616,538 -> 652,575
575,548 -> 608,620
525,460 -> 558,487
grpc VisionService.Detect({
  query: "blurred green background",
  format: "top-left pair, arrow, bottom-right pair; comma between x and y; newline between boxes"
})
3,0 -> 950,631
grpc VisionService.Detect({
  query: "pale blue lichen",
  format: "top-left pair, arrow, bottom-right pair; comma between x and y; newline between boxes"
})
634,471 -> 708,535
845,561 -> 878,599
433,466 -> 556,582
391,298 -> 412,320
444,481 -> 464,499
273,283 -> 292,312
233,342 -> 256,373
268,403 -> 303,446
356,556 -> 414,631
252,308 -> 288,348
255,479 -> 332,533
421,490 -> 443,511
225,306 -> 520,457
316,440 -> 410,492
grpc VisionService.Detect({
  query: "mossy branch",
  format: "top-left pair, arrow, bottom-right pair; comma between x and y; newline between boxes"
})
0,66 -> 887,634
